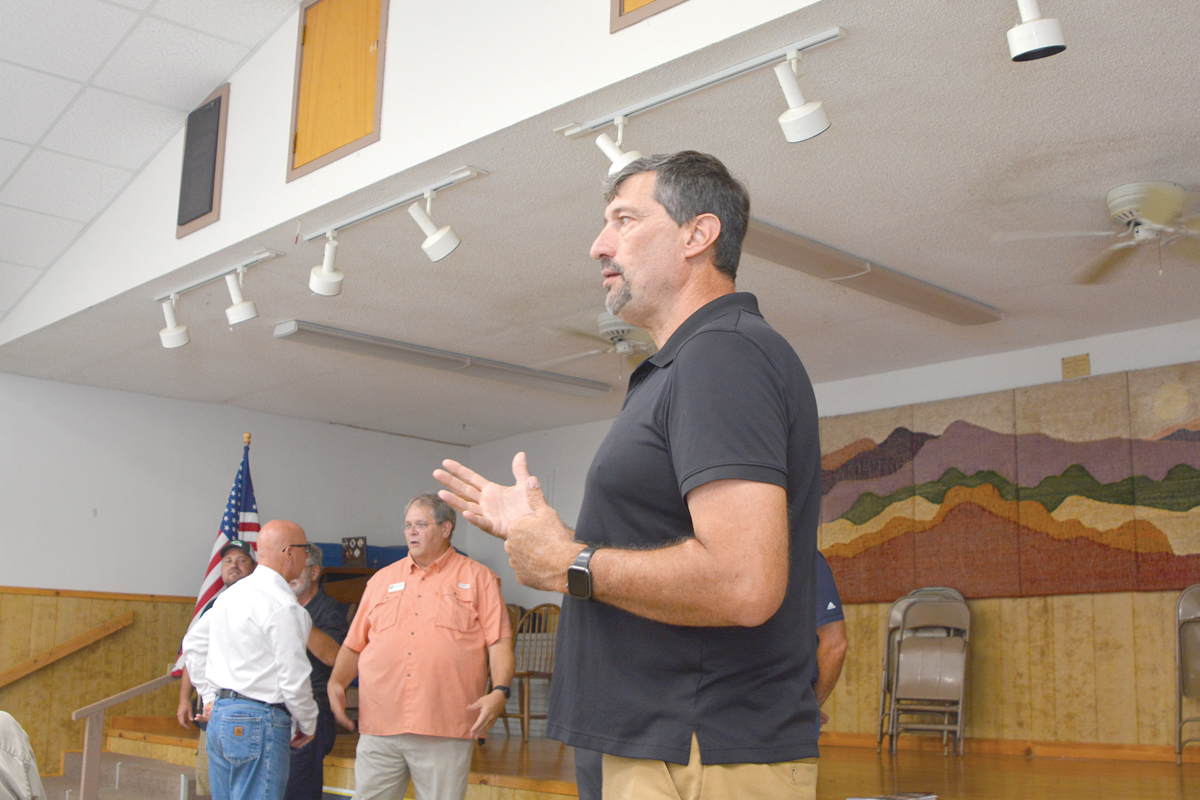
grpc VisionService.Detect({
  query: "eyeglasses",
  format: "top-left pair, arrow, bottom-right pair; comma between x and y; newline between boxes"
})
284,543 -> 314,556
404,521 -> 437,532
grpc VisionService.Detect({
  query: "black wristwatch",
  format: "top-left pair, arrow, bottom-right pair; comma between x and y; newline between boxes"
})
493,685 -> 510,699
567,546 -> 598,600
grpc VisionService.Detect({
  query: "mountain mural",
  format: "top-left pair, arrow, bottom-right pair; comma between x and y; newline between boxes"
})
821,406 -> 1200,603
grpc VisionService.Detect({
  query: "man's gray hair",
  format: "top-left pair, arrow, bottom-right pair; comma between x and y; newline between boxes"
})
407,493 -> 457,535
306,544 -> 323,570
605,151 -> 750,280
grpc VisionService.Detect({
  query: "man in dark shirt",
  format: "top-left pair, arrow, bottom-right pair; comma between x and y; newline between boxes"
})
437,151 -> 822,800
287,545 -> 349,800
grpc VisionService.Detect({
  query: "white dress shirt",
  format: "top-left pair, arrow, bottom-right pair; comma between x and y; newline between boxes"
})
0,711 -> 46,800
182,565 -> 318,735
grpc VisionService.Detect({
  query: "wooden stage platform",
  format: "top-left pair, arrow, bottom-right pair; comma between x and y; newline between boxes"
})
103,718 -> 1200,800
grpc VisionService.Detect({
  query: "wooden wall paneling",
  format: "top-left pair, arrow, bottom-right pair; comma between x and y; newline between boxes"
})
1026,595 -> 1057,741
1132,590 -> 1177,746
839,601 -> 882,735
1092,592 -> 1137,744
1050,594 -> 1098,742
963,598 -> 1001,739
998,596 -> 1033,741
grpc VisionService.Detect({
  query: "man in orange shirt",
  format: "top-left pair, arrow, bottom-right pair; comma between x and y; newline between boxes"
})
328,494 -> 513,800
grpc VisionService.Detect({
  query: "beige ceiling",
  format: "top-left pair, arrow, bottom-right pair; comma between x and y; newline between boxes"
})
2,0 -> 1199,446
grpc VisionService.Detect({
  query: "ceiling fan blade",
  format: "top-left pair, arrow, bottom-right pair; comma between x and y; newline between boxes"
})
1168,235 -> 1200,263
1138,184 -> 1188,226
537,348 -> 609,369
993,230 -> 1117,242
1075,243 -> 1139,285
546,325 -> 609,346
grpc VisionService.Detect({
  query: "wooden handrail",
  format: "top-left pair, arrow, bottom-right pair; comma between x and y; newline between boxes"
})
0,610 -> 135,690
71,672 -> 177,720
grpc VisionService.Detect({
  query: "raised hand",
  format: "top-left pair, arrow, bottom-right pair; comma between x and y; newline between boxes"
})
434,452 -> 536,539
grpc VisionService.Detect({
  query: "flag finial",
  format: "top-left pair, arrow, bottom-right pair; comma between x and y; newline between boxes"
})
243,432 -> 251,446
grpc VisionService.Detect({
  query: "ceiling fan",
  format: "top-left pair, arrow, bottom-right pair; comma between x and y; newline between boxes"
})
541,311 -> 656,370
994,182 -> 1200,284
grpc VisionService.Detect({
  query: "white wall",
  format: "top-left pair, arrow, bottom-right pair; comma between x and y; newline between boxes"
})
0,0 -> 823,345
0,372 -> 465,596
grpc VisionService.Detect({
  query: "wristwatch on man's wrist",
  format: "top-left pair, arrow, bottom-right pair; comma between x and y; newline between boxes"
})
493,685 -> 510,699
567,545 -> 598,600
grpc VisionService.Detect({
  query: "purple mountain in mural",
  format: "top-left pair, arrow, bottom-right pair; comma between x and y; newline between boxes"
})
913,421 -> 1018,484
821,428 -> 937,495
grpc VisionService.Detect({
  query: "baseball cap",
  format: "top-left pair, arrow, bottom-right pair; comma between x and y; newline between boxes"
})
219,539 -> 255,560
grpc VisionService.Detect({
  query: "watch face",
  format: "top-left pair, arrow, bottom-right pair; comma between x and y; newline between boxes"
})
567,565 -> 591,599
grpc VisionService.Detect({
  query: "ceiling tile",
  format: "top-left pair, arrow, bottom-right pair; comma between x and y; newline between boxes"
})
0,262 -> 42,312
153,0 -> 299,48
0,150 -> 131,222
0,0 -> 138,81
0,206 -> 84,268
42,88 -> 183,169
0,139 -> 30,184
0,63 -> 81,145
93,17 -> 250,110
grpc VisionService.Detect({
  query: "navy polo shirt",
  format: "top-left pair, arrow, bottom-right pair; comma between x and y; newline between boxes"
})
547,292 -> 823,765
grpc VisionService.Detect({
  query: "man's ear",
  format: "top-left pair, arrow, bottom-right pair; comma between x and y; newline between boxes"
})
682,213 -> 721,260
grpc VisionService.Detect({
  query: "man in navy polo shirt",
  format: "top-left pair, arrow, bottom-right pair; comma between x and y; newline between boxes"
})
437,151 -> 822,800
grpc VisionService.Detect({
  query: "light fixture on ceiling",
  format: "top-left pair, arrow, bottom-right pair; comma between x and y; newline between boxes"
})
555,27 -> 844,146
773,50 -> 830,143
224,267 -> 258,325
595,115 -> 643,176
742,218 -> 1003,326
309,232 -> 343,296
1007,0 -> 1065,62
159,294 -> 189,349
273,319 -> 612,398
153,250 -> 279,348
300,166 -> 485,287
408,190 -> 461,262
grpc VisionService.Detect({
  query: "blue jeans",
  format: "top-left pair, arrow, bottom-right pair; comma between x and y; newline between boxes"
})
208,698 -> 292,800
285,702 -> 336,800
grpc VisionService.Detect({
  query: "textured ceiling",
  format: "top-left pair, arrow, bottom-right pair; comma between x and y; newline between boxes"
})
2,0 -> 1199,446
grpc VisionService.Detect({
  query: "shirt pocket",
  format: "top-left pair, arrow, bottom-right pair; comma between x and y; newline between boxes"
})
367,591 -> 402,633
435,586 -> 478,633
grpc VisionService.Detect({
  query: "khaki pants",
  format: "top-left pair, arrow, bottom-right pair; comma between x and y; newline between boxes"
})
196,729 -> 210,796
602,734 -> 817,800
353,733 -> 474,800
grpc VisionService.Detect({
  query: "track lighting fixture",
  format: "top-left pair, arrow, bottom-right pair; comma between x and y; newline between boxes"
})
299,167 -> 484,289
309,232 -> 343,296
773,51 -> 830,143
596,115 -> 643,176
1007,0 -> 1065,62
408,191 -> 461,262
159,294 -> 189,349
154,250 -> 278,348
224,267 -> 258,325
555,28 -> 844,147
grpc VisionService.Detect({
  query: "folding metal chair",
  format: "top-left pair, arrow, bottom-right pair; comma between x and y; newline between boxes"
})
1177,583 -> 1200,764
889,598 -> 970,755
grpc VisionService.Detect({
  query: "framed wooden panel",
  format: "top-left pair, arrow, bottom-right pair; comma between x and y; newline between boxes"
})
287,0 -> 388,182
611,0 -> 691,32
176,84 -> 229,238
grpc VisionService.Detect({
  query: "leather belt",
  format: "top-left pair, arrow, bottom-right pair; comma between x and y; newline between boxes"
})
216,688 -> 291,717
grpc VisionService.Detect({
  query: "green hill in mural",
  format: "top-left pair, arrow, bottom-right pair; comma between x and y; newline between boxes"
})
839,463 -> 1200,525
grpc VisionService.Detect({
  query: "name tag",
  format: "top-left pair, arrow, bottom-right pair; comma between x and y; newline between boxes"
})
388,582 -> 405,592
458,583 -> 471,589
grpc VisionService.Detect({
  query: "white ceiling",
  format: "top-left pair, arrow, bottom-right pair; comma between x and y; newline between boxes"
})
2,0 -> 1199,446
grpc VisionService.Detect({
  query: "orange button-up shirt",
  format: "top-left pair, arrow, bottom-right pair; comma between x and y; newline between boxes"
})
344,547 -> 510,738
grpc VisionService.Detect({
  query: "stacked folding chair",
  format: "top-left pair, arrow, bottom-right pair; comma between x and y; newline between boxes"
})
1178,583 -> 1200,764
877,587 -> 968,754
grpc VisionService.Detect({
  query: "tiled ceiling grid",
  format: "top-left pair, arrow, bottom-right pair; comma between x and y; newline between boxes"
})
0,0 -> 301,316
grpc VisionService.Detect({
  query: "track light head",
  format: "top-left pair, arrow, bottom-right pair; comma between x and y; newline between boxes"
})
774,57 -> 829,143
309,233 -> 344,296
595,133 -> 643,176
224,271 -> 258,325
408,196 -> 461,262
1008,0 -> 1065,61
159,295 -> 189,349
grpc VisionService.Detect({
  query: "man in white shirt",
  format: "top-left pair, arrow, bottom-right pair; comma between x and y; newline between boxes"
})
0,711 -> 45,800
183,520 -> 318,800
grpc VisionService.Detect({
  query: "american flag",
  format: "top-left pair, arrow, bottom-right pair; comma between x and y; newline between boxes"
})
172,440 -> 260,674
